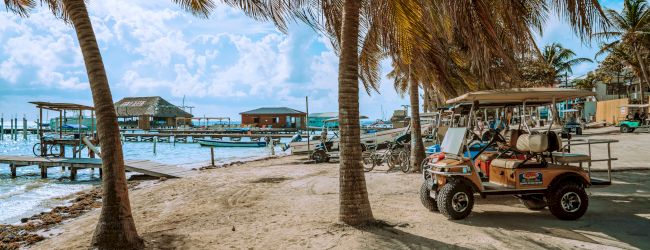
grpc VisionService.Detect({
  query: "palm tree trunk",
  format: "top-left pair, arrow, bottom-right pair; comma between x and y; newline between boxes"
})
409,78 -> 425,172
62,0 -> 143,249
634,46 -> 649,103
337,0 -> 373,225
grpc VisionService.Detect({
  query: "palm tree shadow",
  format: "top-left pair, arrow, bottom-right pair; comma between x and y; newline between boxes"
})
354,221 -> 470,250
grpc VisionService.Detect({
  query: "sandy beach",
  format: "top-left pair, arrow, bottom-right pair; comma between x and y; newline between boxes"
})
25,127 -> 650,249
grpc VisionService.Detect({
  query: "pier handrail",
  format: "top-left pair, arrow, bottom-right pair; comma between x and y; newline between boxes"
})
82,136 -> 101,158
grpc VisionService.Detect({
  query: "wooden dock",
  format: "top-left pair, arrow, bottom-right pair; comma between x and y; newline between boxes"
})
0,155 -> 194,180
121,133 -> 306,143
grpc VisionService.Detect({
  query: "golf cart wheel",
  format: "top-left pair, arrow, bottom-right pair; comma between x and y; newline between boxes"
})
620,125 -> 631,133
437,180 -> 474,220
547,182 -> 588,220
575,128 -> 582,135
311,150 -> 328,163
520,194 -> 547,210
420,181 -> 438,212
399,150 -> 411,173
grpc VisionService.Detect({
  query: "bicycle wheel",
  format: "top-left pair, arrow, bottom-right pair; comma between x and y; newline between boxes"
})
399,150 -> 411,173
386,152 -> 397,171
365,154 -> 378,172
33,143 -> 42,156
48,144 -> 61,157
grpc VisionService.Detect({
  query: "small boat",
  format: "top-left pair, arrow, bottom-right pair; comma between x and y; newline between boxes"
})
197,139 -> 267,147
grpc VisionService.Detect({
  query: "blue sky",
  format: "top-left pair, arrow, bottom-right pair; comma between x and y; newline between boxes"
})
0,0 -> 624,121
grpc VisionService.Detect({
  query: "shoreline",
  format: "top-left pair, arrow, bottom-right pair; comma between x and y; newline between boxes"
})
0,154 -> 284,249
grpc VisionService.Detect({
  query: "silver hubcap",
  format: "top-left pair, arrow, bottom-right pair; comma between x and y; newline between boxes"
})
561,192 -> 581,213
452,192 -> 469,212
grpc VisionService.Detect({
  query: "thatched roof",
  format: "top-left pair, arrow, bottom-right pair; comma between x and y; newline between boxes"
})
115,96 -> 193,118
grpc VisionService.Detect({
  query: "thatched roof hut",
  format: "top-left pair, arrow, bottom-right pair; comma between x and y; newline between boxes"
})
115,96 -> 192,129
115,96 -> 192,118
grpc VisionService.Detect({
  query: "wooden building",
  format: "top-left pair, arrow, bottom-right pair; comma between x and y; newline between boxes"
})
115,96 -> 193,130
240,107 -> 306,129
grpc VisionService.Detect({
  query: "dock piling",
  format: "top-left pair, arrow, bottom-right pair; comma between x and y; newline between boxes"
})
70,168 -> 77,180
10,163 -> 16,178
1,115 -> 3,141
40,165 -> 47,178
210,147 -> 215,167
22,116 -> 27,140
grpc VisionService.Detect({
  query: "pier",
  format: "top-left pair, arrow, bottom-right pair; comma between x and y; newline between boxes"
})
0,155 -> 194,180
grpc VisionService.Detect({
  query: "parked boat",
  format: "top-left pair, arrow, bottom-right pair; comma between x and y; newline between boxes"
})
289,126 -> 409,154
197,139 -> 267,147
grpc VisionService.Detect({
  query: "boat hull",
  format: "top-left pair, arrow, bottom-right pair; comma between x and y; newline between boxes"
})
197,139 -> 267,147
289,127 -> 409,154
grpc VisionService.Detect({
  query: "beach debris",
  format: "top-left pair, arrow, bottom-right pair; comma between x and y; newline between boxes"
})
232,226 -> 236,232
159,177 -> 168,182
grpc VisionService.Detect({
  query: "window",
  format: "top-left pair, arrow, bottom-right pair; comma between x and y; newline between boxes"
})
253,117 -> 260,123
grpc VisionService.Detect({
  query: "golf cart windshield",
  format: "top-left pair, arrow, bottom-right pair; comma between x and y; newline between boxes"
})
441,127 -> 468,156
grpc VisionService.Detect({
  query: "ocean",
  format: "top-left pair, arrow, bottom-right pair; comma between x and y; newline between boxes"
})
0,133 -> 288,224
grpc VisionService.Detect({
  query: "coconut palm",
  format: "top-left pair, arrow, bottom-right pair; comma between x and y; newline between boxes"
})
595,0 -> 650,102
541,43 -> 593,86
4,0 -> 212,248
387,62 -> 426,172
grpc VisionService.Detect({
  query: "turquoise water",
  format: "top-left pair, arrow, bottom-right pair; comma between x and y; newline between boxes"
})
0,134 -> 287,224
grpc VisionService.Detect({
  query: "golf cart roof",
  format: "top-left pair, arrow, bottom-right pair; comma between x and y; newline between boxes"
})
619,104 -> 650,108
446,88 -> 595,105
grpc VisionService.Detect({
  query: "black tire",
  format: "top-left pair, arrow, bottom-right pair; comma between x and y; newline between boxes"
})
575,127 -> 582,135
33,143 -> 42,156
437,180 -> 474,220
311,150 -> 328,163
420,158 -> 430,174
399,150 -> 411,173
547,182 -> 588,220
520,195 -> 547,210
420,181 -> 438,212
620,125 -> 630,133
365,154 -> 378,172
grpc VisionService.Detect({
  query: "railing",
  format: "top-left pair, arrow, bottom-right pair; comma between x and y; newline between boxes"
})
560,138 -> 618,182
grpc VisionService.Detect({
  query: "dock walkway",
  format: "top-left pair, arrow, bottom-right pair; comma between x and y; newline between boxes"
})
0,155 -> 194,179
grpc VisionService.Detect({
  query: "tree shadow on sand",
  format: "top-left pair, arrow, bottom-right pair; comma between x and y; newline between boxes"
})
354,220 -> 470,250
457,191 -> 650,249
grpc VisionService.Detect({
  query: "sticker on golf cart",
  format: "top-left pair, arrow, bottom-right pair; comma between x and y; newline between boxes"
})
519,172 -> 543,185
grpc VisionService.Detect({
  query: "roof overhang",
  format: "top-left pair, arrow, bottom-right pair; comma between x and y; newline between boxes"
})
30,101 -> 94,111
446,88 -> 595,105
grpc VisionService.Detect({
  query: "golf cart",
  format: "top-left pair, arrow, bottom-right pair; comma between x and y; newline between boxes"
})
618,104 -> 650,133
310,116 -> 369,163
420,88 -> 617,220
561,109 -> 584,135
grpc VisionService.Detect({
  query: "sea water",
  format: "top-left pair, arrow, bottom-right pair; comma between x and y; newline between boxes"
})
0,134 -> 289,224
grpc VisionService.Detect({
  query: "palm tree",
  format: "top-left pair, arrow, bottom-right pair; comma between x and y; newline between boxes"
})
4,0 -> 212,248
542,43 -> 593,86
595,0 -> 650,102
387,62 -> 426,172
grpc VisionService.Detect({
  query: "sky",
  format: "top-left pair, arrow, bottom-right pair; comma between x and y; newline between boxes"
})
0,0 -> 625,122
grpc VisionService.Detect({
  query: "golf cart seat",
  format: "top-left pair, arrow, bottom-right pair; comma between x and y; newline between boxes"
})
492,133 -> 554,169
552,153 -> 591,164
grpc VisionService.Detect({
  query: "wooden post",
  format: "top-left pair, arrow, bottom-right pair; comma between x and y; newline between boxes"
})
10,163 -> 16,178
22,116 -> 27,140
306,96 -> 310,154
10,117 -> 13,140
78,109 -> 82,158
210,147 -> 215,167
59,110 -> 63,139
40,165 -> 47,178
1,115 -> 3,141
70,167 -> 77,181
153,136 -> 157,154
38,108 -> 43,143
99,167 -> 103,179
